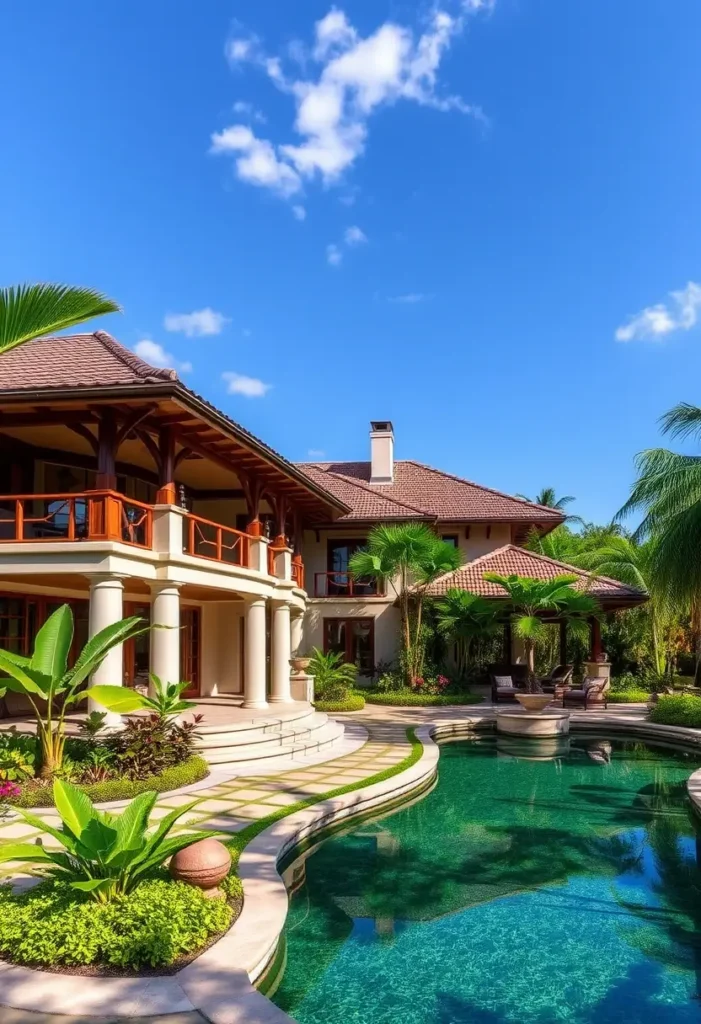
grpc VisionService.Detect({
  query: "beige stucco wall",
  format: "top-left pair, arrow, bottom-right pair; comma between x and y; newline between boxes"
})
299,522 -> 512,673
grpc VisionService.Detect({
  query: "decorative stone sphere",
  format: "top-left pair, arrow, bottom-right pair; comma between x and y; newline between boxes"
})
169,838 -> 231,896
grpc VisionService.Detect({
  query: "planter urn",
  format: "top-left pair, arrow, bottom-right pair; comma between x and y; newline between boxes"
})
169,838 -> 231,897
515,693 -> 553,713
290,656 -> 312,675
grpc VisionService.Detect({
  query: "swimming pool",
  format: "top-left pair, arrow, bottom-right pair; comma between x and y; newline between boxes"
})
271,734 -> 701,1024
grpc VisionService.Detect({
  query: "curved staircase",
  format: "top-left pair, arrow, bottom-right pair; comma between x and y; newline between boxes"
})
193,703 -> 345,771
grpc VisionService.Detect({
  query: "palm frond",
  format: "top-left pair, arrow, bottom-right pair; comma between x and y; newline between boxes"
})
659,402 -> 701,442
0,283 -> 121,353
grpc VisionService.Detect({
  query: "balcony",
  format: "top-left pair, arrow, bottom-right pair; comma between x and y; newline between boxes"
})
0,492 -> 306,587
314,572 -> 383,598
184,511 -> 251,567
0,491 -> 153,549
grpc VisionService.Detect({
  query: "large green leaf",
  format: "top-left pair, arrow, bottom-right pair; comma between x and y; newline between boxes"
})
15,808 -> 75,853
83,685 -> 150,714
53,779 -> 94,840
0,651 -> 51,697
70,878 -> 115,896
0,283 -> 121,353
67,616 -> 148,689
129,800 -> 199,869
75,818 -> 119,859
0,842 -> 52,864
107,791 -> 157,862
31,605 -> 73,682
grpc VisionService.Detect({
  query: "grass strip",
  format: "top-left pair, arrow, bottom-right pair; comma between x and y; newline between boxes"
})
363,691 -> 483,707
226,726 -> 423,868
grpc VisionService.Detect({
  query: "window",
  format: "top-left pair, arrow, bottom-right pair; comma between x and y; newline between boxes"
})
324,618 -> 374,675
442,535 -> 459,547
325,539 -> 377,596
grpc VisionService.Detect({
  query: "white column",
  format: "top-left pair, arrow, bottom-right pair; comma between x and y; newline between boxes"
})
291,613 -> 304,655
150,582 -> 181,692
88,574 -> 125,727
243,597 -> 268,709
270,601 -> 292,704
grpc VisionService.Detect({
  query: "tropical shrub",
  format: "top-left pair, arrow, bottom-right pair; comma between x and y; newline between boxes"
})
86,674 -> 196,721
0,732 -> 37,781
308,648 -> 357,700
0,778 -> 219,902
434,590 -> 501,676
411,674 -> 451,696
649,694 -> 701,728
0,877 -> 231,969
0,604 -> 148,775
111,713 -> 202,780
608,689 -> 652,703
373,670 -> 405,693
9,755 -> 208,808
314,693 -> 366,713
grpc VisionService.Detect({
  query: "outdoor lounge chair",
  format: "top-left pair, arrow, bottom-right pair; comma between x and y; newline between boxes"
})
490,665 -> 528,703
562,677 -> 610,710
540,665 -> 574,693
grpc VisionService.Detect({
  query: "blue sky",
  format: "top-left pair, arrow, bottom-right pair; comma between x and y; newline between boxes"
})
2,0 -> 700,525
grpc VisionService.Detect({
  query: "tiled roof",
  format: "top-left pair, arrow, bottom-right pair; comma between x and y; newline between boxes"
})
297,460 -> 563,524
423,544 -> 647,605
0,331 -> 176,390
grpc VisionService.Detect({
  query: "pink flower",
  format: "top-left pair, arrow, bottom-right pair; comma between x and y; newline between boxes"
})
0,781 -> 20,800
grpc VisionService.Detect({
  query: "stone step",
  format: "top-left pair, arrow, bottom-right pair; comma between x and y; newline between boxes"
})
194,712 -> 327,751
195,702 -> 317,735
203,719 -> 345,767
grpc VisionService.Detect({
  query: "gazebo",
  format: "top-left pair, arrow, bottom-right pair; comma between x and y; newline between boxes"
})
423,544 -> 648,670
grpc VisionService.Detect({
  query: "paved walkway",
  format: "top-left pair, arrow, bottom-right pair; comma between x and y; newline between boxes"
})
0,701 -> 654,1020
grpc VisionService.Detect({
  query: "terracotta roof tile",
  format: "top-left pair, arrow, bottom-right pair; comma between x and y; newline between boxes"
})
296,460 -> 563,524
0,331 -> 176,390
423,544 -> 647,606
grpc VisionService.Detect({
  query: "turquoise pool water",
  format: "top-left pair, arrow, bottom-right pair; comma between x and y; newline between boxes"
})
271,735 -> 701,1024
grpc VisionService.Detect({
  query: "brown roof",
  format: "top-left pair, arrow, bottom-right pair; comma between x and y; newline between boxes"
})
0,331 -> 177,389
0,332 -> 349,519
297,460 -> 563,525
423,544 -> 647,607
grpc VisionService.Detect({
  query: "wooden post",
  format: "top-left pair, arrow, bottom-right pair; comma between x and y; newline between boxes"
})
156,426 -> 176,504
590,617 -> 602,662
559,620 -> 568,666
95,409 -> 118,490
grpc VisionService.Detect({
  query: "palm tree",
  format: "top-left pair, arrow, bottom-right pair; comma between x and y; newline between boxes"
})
349,524 -> 461,682
434,590 -> 501,676
0,283 -> 120,353
576,537 -> 668,677
482,573 -> 599,691
517,487 -> 584,525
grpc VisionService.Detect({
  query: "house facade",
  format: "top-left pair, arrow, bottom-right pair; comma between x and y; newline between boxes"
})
0,332 -> 642,713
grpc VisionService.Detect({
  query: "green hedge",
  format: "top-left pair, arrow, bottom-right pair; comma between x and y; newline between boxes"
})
315,694 -> 366,713
608,690 -> 652,704
0,877 -> 232,970
648,693 -> 701,728
10,755 -> 209,808
363,690 -> 484,707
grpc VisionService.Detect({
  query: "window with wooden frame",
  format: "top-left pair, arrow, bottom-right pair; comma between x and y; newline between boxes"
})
323,617 -> 375,675
441,534 -> 459,547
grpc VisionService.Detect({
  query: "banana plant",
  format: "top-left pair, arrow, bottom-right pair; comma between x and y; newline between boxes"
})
0,778 -> 220,902
86,674 -> 196,720
0,604 -> 148,776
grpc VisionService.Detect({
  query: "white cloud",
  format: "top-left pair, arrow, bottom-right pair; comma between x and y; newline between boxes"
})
164,307 -> 230,337
134,339 -> 192,374
326,243 -> 343,266
292,204 -> 307,221
213,4 -> 490,204
615,281 -> 701,342
222,371 -> 272,397
210,125 -> 302,197
344,224 -> 367,246
388,292 -> 432,304
307,448 -> 326,458
232,100 -> 266,123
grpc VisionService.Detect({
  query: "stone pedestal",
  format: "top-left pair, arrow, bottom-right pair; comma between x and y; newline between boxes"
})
291,672 -> 314,702
496,709 -> 571,738
584,661 -> 611,680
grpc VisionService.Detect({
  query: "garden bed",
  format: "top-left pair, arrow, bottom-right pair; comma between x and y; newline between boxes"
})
314,694 -> 366,713
363,691 -> 484,707
0,873 -> 242,975
608,690 -> 652,704
8,754 -> 209,808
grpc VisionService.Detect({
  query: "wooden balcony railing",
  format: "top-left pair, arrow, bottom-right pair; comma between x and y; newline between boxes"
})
314,572 -> 383,598
292,559 -> 305,590
0,492 -> 153,549
185,512 -> 251,567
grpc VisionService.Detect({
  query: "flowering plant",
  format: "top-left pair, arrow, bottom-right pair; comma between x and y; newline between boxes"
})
0,780 -> 20,820
410,675 -> 451,695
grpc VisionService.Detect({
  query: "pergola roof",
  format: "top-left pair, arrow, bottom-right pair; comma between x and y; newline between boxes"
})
424,544 -> 647,610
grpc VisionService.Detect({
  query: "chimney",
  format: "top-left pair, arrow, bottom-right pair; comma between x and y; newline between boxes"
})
370,421 -> 394,484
